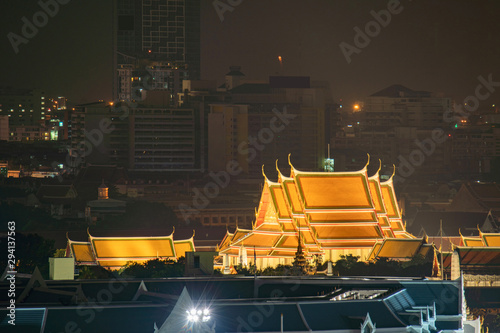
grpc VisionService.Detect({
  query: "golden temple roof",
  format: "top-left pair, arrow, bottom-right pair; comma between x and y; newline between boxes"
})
219,157 -> 415,260
368,238 -> 430,261
460,229 -> 500,247
66,230 -> 195,269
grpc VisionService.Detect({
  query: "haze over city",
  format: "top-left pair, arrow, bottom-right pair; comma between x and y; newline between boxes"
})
1,0 -> 499,105
1,1 -> 500,332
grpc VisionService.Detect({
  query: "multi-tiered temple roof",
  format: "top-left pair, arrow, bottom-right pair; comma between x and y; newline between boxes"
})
219,156 -> 418,264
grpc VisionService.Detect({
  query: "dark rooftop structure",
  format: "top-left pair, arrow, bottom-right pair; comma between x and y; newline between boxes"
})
408,211 -> 498,237
225,65 -> 245,77
229,83 -> 270,94
0,275 -> 474,333
269,76 -> 311,89
370,84 -> 432,98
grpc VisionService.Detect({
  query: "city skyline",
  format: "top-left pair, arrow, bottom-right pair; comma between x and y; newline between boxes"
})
0,0 -> 499,106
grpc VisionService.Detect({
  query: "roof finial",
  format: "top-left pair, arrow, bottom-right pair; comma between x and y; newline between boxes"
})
288,153 -> 296,177
192,229 -> 195,238
364,153 -> 370,169
262,164 -> 267,179
172,226 -> 175,234
86,227 -> 91,238
276,159 -> 283,182
389,164 -> 396,181
377,159 -> 382,174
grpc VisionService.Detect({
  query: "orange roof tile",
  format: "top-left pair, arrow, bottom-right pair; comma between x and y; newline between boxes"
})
373,238 -> 425,259
294,172 -> 373,209
69,241 -> 95,264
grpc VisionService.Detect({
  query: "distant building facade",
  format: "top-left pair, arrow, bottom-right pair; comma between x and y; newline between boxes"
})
113,0 -> 200,102
0,115 -> 8,141
198,69 -> 331,174
0,88 -> 46,126
332,84 -> 453,177
71,102 -> 205,172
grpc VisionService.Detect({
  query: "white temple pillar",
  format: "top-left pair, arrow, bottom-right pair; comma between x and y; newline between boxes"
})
239,244 -> 248,267
451,251 -> 460,280
223,254 -> 230,274
327,261 -> 333,276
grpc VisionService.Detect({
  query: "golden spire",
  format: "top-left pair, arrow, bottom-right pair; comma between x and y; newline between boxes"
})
390,164 -> 396,181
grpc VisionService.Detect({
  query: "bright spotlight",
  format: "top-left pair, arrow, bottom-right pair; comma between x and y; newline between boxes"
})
187,308 -> 211,322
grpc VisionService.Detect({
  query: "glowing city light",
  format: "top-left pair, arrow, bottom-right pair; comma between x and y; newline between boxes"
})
186,308 -> 210,322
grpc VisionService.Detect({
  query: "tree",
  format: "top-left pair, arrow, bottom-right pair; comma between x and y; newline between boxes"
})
120,258 -> 185,278
77,265 -> 114,279
0,233 -> 55,278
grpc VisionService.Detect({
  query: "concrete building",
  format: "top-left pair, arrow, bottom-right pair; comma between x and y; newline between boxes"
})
362,84 -> 451,128
208,104 -> 249,172
450,125 -> 500,177
0,88 -> 46,126
332,85 -> 453,177
71,102 -> 205,172
206,70 -> 330,174
9,125 -> 50,141
0,115 -> 8,141
117,61 -> 190,103
113,0 -> 200,101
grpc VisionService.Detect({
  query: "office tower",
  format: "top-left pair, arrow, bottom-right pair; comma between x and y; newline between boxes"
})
0,88 -> 46,126
113,0 -> 200,102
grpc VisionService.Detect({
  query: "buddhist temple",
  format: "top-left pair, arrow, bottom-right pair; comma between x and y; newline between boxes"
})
460,228 -> 500,247
218,155 -> 421,269
441,228 -> 500,280
66,228 -> 195,270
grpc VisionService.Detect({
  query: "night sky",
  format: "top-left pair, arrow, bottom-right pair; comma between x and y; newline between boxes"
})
1,0 -> 500,106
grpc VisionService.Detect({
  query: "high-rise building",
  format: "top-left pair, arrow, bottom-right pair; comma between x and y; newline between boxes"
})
203,69 -> 330,174
113,0 -> 200,102
332,85 -> 453,176
362,84 -> 451,128
71,102 -> 205,172
0,88 -> 46,126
